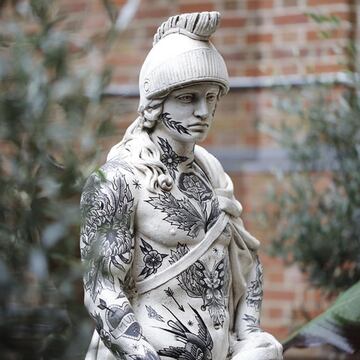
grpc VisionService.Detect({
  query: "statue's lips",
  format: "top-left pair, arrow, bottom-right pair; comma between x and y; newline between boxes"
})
188,123 -> 209,131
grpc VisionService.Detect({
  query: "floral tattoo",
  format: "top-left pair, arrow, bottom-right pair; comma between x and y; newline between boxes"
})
158,137 -> 188,179
139,238 -> 168,278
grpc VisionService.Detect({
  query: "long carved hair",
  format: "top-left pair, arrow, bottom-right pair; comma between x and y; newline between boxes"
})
106,98 -> 173,192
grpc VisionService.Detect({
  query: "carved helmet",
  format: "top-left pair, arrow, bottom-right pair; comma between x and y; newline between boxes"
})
138,12 -> 230,112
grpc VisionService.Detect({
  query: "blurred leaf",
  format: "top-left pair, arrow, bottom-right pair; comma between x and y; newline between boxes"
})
283,281 -> 360,354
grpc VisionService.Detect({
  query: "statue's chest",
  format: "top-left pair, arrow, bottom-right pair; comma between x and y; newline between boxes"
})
134,171 -> 221,247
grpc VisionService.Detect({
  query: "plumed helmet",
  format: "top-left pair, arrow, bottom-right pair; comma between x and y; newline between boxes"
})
138,11 -> 230,111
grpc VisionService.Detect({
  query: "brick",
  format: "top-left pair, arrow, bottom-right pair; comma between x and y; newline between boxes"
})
221,15 -> 247,28
137,8 -> 170,19
312,63 -> 344,73
274,13 -> 308,25
267,271 -> 285,283
224,0 -> 240,10
308,27 -> 350,41
265,290 -> 296,301
307,0 -> 347,5
282,0 -> 300,6
268,308 -> 284,318
272,48 -> 294,58
246,33 -> 273,44
246,0 -> 274,10
282,64 -> 299,74
245,66 -> 274,77
178,3 -> 215,13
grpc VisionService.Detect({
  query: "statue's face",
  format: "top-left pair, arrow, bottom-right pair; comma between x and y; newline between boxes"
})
160,83 -> 220,143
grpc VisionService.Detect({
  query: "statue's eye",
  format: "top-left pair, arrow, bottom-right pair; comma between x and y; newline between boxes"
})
206,93 -> 217,103
177,94 -> 194,103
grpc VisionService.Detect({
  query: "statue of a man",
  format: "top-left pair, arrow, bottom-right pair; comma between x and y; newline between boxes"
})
81,11 -> 283,360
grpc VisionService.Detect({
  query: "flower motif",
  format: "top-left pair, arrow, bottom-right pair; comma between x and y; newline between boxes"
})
158,137 -> 188,179
144,250 -> 164,270
178,172 -> 212,202
139,238 -> 167,278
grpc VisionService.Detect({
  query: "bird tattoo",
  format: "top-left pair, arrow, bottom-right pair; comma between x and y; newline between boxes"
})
157,304 -> 213,360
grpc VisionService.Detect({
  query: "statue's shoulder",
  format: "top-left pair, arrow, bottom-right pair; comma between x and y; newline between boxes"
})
194,145 -> 226,180
83,155 -> 137,196
100,156 -> 136,181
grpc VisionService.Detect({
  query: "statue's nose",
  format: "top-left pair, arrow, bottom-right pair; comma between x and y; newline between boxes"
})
194,98 -> 209,120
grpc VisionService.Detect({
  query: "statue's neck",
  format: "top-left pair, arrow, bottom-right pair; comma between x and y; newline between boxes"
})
150,129 -> 195,172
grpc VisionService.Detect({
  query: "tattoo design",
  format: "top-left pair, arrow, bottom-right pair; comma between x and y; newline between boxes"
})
130,350 -> 160,360
179,172 -> 220,224
132,179 -> 141,189
98,298 -> 142,341
178,172 -> 212,203
102,158 -> 134,175
146,192 -> 220,239
90,312 -> 126,358
242,314 -> 262,334
139,238 -> 167,278
161,112 -> 190,135
157,305 -> 213,360
80,172 -> 134,302
245,257 -> 264,311
169,244 -> 230,329
146,192 -> 203,238
164,287 -> 185,312
158,137 -> 188,179
145,305 -> 165,322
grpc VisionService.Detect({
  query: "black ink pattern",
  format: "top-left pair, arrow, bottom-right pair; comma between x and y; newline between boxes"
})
133,179 -> 141,189
145,305 -> 165,322
90,311 -> 127,358
157,305 -> 213,360
242,314 -> 262,334
178,172 -> 221,229
102,158 -> 134,175
164,287 -> 185,312
169,244 -> 230,329
80,172 -> 134,302
139,238 -> 167,278
146,192 -> 204,238
245,257 -> 264,311
178,172 -> 213,203
98,298 -> 142,341
146,191 -> 220,239
130,351 -> 160,360
161,112 -> 190,135
158,137 -> 188,179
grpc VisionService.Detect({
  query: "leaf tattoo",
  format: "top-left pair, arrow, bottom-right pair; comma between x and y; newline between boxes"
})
246,257 -> 264,311
242,314 -> 262,334
146,192 -> 205,238
161,112 -> 190,135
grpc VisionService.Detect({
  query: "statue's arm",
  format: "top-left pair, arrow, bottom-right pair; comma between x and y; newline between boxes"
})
235,255 -> 264,337
232,255 -> 283,360
80,169 -> 160,359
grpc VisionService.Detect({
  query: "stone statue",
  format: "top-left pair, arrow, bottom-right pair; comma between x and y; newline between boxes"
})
80,11 -> 283,360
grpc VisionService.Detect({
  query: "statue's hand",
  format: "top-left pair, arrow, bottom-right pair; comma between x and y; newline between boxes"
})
231,332 -> 283,360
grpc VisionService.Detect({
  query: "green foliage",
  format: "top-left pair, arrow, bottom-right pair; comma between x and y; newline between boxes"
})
284,281 -> 360,354
0,1 -> 120,358
262,80 -> 360,293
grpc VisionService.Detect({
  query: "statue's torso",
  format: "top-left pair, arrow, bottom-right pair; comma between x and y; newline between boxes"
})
115,158 -> 233,359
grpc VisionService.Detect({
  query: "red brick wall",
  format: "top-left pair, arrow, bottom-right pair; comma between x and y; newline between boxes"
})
59,0 -> 356,355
